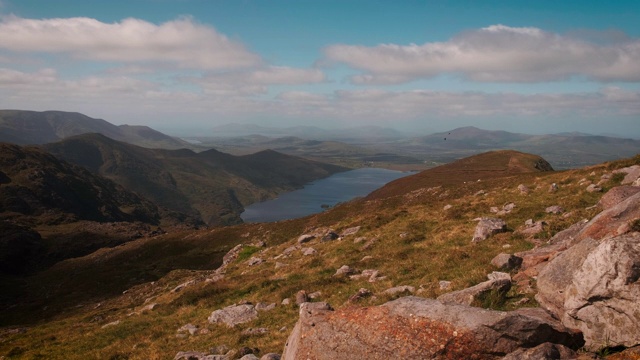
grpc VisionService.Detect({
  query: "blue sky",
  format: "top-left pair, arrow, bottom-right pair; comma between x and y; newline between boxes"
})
1,0 -> 639,136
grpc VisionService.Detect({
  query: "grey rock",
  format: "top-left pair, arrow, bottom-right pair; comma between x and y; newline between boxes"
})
443,204 -> 452,210
348,288 -> 372,303
517,184 -> 530,194
545,205 -> 565,214
177,323 -> 199,335
172,280 -> 196,293
295,290 -> 309,305
174,352 -> 226,360
341,226 -> 361,237
490,253 -> 523,270
255,302 -> 276,312
321,231 -> 339,241
308,291 -> 322,299
437,272 -> 511,306
301,247 -> 317,256
502,342 -> 578,360
282,296 -> 583,359
297,234 -> 315,244
334,265 -> 357,276
246,257 -> 264,266
537,232 -> 640,350
586,184 -> 602,193
239,354 -> 260,360
260,354 -> 281,360
208,304 -> 258,327
472,218 -> 507,242
438,280 -> 452,290
382,285 -> 415,296
281,298 -> 290,305
241,327 -> 269,336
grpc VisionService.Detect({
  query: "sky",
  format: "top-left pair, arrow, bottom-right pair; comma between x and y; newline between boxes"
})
0,0 -> 639,137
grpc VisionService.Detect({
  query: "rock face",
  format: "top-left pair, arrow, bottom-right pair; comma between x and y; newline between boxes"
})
282,297 -> 583,359
536,232 -> 640,350
208,304 -> 258,327
472,218 -> 507,242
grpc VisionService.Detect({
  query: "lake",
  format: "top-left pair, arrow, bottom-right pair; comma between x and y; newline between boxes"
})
241,168 -> 411,223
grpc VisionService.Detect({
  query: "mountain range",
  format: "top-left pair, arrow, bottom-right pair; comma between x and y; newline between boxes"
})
0,110 -> 188,149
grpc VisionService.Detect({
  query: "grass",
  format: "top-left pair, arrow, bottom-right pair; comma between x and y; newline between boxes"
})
2,152 -> 639,359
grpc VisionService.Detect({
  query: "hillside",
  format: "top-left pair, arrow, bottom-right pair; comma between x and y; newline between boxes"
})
0,110 -> 188,149
43,134 -> 349,225
3,150 -> 639,359
0,143 -> 198,276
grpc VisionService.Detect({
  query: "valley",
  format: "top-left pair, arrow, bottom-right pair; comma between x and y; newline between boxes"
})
1,110 -> 640,359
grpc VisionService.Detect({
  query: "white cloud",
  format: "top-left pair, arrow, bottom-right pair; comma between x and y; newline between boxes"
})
324,24 -> 640,84
0,67 -> 56,85
0,15 -> 262,69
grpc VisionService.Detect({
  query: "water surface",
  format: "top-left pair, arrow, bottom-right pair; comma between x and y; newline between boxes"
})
241,168 -> 410,223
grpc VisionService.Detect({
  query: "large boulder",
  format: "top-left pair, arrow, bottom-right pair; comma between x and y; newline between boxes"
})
282,297 -> 583,359
536,232 -> 640,350
472,218 -> 507,242
208,304 -> 258,327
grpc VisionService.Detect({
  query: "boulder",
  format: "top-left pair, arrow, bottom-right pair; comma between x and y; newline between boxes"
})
472,218 -> 507,242
208,304 -> 258,327
281,297 -> 583,359
297,234 -> 315,244
536,232 -> 640,350
295,290 -> 309,305
502,342 -> 578,360
334,265 -> 357,277
260,354 -> 281,360
545,205 -> 565,214
382,285 -> 415,296
585,184 -> 602,193
341,226 -> 361,237
437,272 -> 511,306
239,355 -> 259,360
490,253 -> 522,271
575,191 -> 640,241
322,231 -> 339,241
517,184 -> 530,194
517,220 -> 546,236
301,247 -> 317,256
174,352 -> 227,360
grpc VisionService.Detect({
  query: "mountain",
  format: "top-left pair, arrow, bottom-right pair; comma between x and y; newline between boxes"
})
398,126 -> 640,168
2,150 -> 640,359
208,123 -> 406,141
184,135 -> 425,169
0,110 -> 188,149
43,133 -> 349,225
0,143 -> 199,275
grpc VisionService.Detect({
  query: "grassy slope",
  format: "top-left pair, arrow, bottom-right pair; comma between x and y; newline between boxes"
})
1,152 -> 639,359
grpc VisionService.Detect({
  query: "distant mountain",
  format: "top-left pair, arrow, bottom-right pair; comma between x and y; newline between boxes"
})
44,134 -> 348,225
400,126 -> 640,168
209,123 -> 406,141
0,110 -> 188,149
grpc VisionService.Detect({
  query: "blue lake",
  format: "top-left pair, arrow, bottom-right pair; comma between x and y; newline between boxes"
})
241,168 -> 411,223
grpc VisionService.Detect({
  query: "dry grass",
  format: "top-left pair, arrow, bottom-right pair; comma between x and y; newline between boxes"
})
1,152 -> 639,359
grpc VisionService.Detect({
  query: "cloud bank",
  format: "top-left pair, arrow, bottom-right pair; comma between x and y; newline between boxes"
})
325,24 -> 640,84
0,15 -> 261,69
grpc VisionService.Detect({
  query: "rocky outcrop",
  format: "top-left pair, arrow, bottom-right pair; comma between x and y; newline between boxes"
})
536,232 -> 640,350
472,218 -> 507,242
282,297 -> 583,359
437,272 -> 511,306
598,185 -> 640,209
501,342 -> 578,360
613,165 -> 640,184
